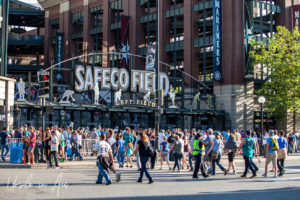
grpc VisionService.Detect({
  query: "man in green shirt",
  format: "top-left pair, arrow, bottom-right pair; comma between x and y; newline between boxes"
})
239,130 -> 257,178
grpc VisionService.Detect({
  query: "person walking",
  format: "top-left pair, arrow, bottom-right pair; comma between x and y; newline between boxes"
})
169,136 -> 183,172
27,126 -> 36,165
224,132 -> 238,175
130,131 -> 154,184
277,130 -> 288,176
117,135 -> 126,168
0,128 -> 10,161
93,134 -> 121,185
262,130 -> 279,178
192,133 -> 209,179
48,131 -> 59,169
207,132 -> 227,176
160,136 -> 171,170
239,130 -> 257,178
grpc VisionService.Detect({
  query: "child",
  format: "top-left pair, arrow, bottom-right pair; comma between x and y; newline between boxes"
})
160,136 -> 171,170
126,142 -> 133,168
117,135 -> 125,168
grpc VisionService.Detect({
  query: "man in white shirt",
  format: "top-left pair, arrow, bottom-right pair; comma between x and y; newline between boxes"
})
49,131 -> 59,169
159,130 -> 165,145
93,134 -> 121,185
178,132 -> 185,169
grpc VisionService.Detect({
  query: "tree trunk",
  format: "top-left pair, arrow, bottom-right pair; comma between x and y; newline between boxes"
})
293,110 -> 296,133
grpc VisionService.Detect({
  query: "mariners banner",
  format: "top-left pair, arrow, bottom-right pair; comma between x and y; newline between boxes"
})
213,0 -> 222,81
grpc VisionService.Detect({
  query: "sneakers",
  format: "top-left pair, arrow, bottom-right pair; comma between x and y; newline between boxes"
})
224,169 -> 228,176
233,171 -> 237,175
55,167 -> 60,169
2,157 -> 5,162
95,181 -> 102,184
116,172 -> 121,182
137,179 -> 142,183
148,180 -> 154,184
261,173 -> 268,178
274,175 -> 278,178
207,168 -> 213,174
106,181 -> 112,185
47,166 -> 52,169
203,174 -> 209,178
192,176 -> 199,179
241,174 -> 247,178
249,174 -> 257,178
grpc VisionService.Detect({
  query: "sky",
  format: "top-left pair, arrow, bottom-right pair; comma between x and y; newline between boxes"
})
19,0 -> 39,6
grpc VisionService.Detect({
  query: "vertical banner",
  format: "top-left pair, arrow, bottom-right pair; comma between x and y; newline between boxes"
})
292,6 -> 300,30
145,44 -> 156,71
55,33 -> 64,81
56,33 -> 64,68
120,15 -> 130,69
213,0 -> 222,81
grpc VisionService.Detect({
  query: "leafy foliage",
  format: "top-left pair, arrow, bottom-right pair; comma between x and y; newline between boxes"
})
250,26 -> 300,123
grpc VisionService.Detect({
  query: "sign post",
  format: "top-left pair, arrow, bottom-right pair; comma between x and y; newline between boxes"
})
213,0 -> 222,81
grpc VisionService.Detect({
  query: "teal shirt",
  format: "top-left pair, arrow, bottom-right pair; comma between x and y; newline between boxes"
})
242,137 -> 255,158
24,131 -> 30,137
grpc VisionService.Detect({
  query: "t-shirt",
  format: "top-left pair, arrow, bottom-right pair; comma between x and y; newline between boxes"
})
242,137 -> 255,158
60,134 -> 65,147
179,138 -> 184,153
106,137 -> 116,154
137,140 -> 149,157
23,131 -> 30,137
267,137 -> 276,154
29,132 -> 36,148
50,135 -> 58,152
123,133 -> 134,145
91,131 -> 99,140
277,137 -> 287,149
118,140 -> 126,153
204,135 -> 215,153
224,132 -> 230,141
0,132 -> 8,145
172,141 -> 182,154
160,141 -> 169,153
14,131 -> 22,139
212,138 -> 222,152
93,141 -> 112,157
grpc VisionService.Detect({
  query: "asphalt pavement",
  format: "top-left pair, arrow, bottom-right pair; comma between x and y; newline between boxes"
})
0,154 -> 300,200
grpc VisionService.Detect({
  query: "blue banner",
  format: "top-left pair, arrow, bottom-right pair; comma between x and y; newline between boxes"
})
56,33 -> 64,68
213,0 -> 222,81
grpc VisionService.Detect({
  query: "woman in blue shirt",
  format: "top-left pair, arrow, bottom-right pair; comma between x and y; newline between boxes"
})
207,132 -> 227,176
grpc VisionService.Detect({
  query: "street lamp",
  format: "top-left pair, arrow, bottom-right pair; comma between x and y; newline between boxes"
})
258,96 -> 265,156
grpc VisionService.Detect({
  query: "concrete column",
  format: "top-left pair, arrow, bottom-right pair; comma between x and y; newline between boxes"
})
102,1 -> 111,68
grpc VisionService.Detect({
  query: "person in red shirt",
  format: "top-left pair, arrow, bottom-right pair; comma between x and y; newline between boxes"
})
27,126 -> 36,165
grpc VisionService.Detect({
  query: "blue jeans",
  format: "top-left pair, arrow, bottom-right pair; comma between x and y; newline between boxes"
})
288,144 -> 293,154
188,153 -> 194,170
1,144 -> 9,158
212,152 -> 225,175
117,152 -> 125,167
243,155 -> 256,176
249,157 -> 258,171
139,156 -> 152,181
71,144 -> 82,160
173,152 -> 182,170
136,152 -> 141,169
97,161 -> 111,183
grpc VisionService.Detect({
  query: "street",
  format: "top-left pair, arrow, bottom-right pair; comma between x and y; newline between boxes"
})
0,154 -> 300,200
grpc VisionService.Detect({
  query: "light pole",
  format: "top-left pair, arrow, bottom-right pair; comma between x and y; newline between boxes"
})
258,96 -> 265,156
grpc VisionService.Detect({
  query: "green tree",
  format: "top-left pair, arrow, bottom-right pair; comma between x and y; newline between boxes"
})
250,26 -> 300,132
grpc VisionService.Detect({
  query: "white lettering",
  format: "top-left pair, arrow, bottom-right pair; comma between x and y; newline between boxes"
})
75,65 -> 84,92
84,66 -> 94,90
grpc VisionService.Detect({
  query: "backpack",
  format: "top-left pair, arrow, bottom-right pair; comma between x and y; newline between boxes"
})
271,137 -> 279,151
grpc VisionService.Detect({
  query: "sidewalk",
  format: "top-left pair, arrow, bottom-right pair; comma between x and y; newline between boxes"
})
0,153 -> 299,169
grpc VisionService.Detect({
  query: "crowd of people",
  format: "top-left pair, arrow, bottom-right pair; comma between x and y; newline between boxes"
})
0,126 -> 299,185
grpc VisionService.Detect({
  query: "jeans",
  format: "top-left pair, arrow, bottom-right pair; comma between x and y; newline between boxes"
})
188,154 -> 194,170
249,157 -> 259,171
212,152 -> 225,175
1,144 -> 9,158
71,144 -> 82,160
136,152 -> 141,169
277,159 -> 285,172
49,151 -> 58,167
139,156 -> 152,181
243,155 -> 256,175
288,144 -> 293,154
173,152 -> 182,170
97,161 -> 111,183
117,152 -> 125,167
193,154 -> 207,177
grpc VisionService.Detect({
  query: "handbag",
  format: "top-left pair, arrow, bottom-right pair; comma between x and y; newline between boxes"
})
211,151 -> 218,160
277,148 -> 287,160
146,143 -> 154,157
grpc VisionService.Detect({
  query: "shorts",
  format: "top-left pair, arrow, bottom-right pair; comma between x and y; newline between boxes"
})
204,152 -> 212,162
23,142 -> 29,151
266,153 -> 277,166
64,145 -> 68,152
228,152 -> 235,162
28,146 -> 34,154
58,144 -> 62,152
183,152 -> 189,157
161,152 -> 168,157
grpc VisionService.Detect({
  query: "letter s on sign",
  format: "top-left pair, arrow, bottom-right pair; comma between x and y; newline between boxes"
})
75,65 -> 85,92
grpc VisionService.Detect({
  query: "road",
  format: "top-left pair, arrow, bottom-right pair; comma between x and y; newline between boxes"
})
0,154 -> 300,200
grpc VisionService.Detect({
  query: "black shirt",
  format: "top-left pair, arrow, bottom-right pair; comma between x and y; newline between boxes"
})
138,140 -> 149,157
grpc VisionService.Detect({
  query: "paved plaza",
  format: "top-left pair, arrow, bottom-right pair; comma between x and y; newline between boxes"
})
1,154 -> 299,200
